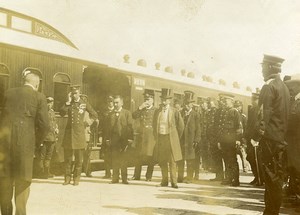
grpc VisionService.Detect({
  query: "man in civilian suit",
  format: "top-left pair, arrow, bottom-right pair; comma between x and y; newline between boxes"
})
178,91 -> 201,183
153,88 -> 184,188
109,95 -> 133,184
0,70 -> 49,215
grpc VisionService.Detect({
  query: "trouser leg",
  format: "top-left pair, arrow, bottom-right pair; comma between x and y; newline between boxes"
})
15,179 -> 31,215
0,177 -> 13,215
63,149 -> 73,184
177,160 -> 184,182
186,159 -> 194,180
169,155 -> 177,185
133,155 -> 142,179
120,152 -> 128,182
160,162 -> 168,185
111,149 -> 120,182
145,157 -> 155,180
73,149 -> 84,185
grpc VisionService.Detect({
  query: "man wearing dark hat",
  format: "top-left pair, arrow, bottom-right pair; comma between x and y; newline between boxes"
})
60,85 -> 98,186
217,93 -> 242,187
177,91 -> 201,183
36,97 -> 59,179
254,54 -> 290,215
153,88 -> 184,188
132,89 -> 157,181
0,70 -> 49,215
100,95 -> 114,179
245,93 -> 264,186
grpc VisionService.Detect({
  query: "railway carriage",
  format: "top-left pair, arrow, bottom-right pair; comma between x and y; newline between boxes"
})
0,7 -> 252,171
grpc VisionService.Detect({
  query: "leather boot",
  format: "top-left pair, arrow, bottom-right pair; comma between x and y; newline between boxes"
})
73,167 -> 82,186
44,160 -> 53,178
63,176 -> 71,185
63,163 -> 72,185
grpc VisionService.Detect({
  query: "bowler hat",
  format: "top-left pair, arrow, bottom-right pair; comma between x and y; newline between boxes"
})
143,89 -> 155,99
183,90 -> 195,103
160,88 -> 173,99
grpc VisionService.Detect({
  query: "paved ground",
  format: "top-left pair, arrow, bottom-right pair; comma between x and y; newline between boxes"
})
25,167 -> 299,215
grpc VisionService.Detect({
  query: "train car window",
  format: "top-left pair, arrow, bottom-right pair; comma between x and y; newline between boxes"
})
0,63 -> 10,109
53,73 -> 71,112
22,67 -> 43,92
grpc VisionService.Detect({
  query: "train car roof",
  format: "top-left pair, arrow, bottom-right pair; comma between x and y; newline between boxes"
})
109,62 -> 252,97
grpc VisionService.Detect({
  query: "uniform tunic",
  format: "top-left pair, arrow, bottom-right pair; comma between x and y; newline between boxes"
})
60,99 -> 98,150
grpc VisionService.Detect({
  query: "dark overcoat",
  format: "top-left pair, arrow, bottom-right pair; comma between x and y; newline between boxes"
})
60,99 -> 97,150
153,106 -> 184,162
257,75 -> 290,143
109,108 -> 133,150
180,109 -> 201,160
132,106 -> 156,157
0,85 -> 49,181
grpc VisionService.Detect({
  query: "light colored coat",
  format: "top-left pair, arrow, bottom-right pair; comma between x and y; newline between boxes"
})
153,106 -> 184,162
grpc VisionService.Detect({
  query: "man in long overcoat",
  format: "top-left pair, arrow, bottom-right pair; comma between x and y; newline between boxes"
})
153,88 -> 184,188
0,71 -> 49,215
108,95 -> 133,184
254,54 -> 290,215
60,85 -> 98,186
178,91 -> 201,183
132,89 -> 157,181
100,96 -> 114,178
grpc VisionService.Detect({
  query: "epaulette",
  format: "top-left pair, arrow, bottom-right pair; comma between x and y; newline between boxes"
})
264,78 -> 275,85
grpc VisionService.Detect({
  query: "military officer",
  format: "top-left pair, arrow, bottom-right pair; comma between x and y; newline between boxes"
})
153,88 -> 184,188
177,91 -> 201,183
209,96 -> 225,181
234,100 -> 249,173
217,93 -> 242,187
132,89 -> 157,181
245,92 -> 264,186
253,54 -> 290,215
60,85 -> 98,186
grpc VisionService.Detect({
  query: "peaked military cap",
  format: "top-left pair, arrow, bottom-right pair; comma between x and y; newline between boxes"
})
46,96 -> 54,103
143,89 -> 155,99
107,95 -> 114,102
70,85 -> 81,92
261,54 -> 285,67
22,69 -> 41,79
251,92 -> 260,100
160,88 -> 173,99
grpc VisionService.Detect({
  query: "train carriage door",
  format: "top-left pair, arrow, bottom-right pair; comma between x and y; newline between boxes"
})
83,66 -> 131,113
0,63 -> 10,110
22,67 -> 43,92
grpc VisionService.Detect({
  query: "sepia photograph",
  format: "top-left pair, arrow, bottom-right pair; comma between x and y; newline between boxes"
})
0,0 -> 300,214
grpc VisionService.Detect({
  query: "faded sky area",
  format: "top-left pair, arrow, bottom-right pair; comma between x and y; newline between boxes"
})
1,0 -> 300,89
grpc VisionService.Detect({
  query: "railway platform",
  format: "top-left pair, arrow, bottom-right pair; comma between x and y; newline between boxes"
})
24,167 -> 299,215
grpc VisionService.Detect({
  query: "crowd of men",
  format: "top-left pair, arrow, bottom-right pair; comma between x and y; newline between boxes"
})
0,54 -> 299,215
